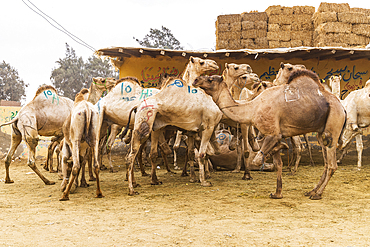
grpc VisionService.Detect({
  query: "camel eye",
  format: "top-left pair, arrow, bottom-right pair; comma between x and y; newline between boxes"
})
235,67 -> 239,70
200,61 -> 204,65
288,67 -> 293,71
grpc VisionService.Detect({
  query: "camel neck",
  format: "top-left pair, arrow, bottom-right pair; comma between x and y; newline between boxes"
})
213,85 -> 253,125
182,65 -> 200,86
88,84 -> 104,104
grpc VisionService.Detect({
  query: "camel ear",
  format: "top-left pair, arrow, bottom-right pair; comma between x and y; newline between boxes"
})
225,63 -> 229,69
190,56 -> 195,63
280,62 -> 285,69
298,65 -> 306,69
93,77 -> 97,83
339,75 -> 342,80
247,65 -> 252,73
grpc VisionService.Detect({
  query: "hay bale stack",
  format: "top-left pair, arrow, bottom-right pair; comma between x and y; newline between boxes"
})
240,11 -> 268,49
313,2 -> 370,47
266,5 -> 314,48
215,14 -> 242,50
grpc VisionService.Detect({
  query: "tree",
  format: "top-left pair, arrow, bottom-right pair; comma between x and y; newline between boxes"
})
51,43 -> 118,100
134,26 -> 183,50
0,61 -> 28,102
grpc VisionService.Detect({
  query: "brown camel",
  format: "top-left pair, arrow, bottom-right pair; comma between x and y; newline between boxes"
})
0,85 -> 73,185
193,69 -> 346,200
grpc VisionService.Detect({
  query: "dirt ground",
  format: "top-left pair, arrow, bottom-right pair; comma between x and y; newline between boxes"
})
1,148 -> 370,247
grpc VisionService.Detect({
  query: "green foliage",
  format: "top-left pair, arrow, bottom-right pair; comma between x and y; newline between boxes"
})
50,43 -> 118,100
0,61 -> 28,102
134,26 -> 183,50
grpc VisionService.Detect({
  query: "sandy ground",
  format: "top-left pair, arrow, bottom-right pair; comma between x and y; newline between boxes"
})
1,149 -> 370,247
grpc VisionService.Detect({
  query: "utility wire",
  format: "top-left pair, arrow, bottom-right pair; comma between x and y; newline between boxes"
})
21,0 -> 96,52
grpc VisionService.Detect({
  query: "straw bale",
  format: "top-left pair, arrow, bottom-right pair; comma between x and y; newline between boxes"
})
293,14 -> 314,24
216,23 -> 232,32
265,5 -> 282,16
282,7 -> 293,15
241,12 -> 268,22
242,30 -> 266,39
302,39 -> 312,46
317,2 -> 350,13
242,21 -> 254,30
228,39 -> 242,50
216,40 -> 228,50
313,33 -> 334,44
351,7 -> 370,16
217,14 -> 242,24
292,22 -> 313,31
267,31 -> 290,41
269,40 -> 281,48
255,37 -> 269,48
280,41 -> 291,47
352,24 -> 370,37
293,6 -> 315,15
315,42 -> 349,47
216,31 -> 230,40
230,22 -> 242,32
338,12 -> 370,24
290,40 -> 303,47
241,38 -> 255,49
268,14 -> 293,25
312,12 -> 338,27
281,24 -> 292,31
291,31 -> 313,41
334,33 -> 367,45
315,22 -> 352,33
268,24 -> 280,32
254,21 -> 267,30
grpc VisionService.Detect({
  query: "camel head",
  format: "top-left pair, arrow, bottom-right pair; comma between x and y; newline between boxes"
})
193,75 -> 226,99
188,56 -> 219,74
223,63 -> 253,79
328,75 -> 342,88
338,123 -> 362,150
91,77 -> 116,94
273,62 -> 306,86
74,88 -> 90,104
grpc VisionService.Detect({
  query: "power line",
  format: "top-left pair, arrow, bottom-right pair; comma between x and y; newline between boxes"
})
21,0 -> 96,52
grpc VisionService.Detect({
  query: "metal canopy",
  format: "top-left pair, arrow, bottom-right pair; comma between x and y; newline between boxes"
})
97,46 -> 370,61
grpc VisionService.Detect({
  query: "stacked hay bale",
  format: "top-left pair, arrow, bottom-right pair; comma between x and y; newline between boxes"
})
266,5 -> 315,48
215,14 -> 242,50
240,12 -> 268,49
313,2 -> 370,47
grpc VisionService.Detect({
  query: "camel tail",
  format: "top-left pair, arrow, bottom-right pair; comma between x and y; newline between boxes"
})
0,116 -> 18,129
84,104 -> 92,140
119,106 -> 137,140
337,109 -> 347,148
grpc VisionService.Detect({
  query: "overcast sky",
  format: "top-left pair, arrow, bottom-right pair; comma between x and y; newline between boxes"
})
2,0 -> 370,104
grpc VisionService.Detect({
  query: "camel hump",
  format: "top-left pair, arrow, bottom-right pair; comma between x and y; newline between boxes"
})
115,77 -> 141,86
33,85 -> 58,99
287,69 -> 320,85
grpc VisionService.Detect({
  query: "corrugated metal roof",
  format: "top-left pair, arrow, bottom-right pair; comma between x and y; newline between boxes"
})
97,46 -> 370,61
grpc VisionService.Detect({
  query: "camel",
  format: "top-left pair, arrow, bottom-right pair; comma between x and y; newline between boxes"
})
327,75 -> 364,169
0,85 -> 74,185
193,68 -> 346,200
338,79 -> 370,170
230,73 -> 259,100
43,77 -> 116,174
59,89 -> 102,201
172,57 -> 220,171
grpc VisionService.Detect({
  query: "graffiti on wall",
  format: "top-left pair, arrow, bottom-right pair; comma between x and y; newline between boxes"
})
259,65 -> 368,100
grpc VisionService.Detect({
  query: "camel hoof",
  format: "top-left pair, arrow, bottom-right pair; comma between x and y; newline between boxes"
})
5,179 -> 14,184
189,178 -> 198,183
59,194 -> 69,201
95,194 -> 104,198
151,181 -> 163,185
70,183 -> 78,194
309,194 -> 322,200
232,169 -> 240,173
42,165 -> 49,171
242,176 -> 253,180
49,169 -> 57,173
128,191 -> 139,196
181,172 -> 189,177
174,166 -> 181,170
80,182 -> 89,188
269,193 -> 283,199
201,181 -> 212,187
100,165 -> 108,171
141,172 -> 150,177
89,177 -> 96,181
110,169 -> 118,173
304,190 -> 316,197
45,181 -> 56,185
133,183 -> 141,188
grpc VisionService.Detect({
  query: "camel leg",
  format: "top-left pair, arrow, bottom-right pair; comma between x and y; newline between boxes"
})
197,129 -> 215,187
270,151 -> 283,199
60,141 -> 81,201
60,140 -> 72,192
187,135 -> 197,183
4,129 -> 22,184
337,145 -> 348,164
87,148 -> 96,181
251,135 -> 281,167
303,134 -> 315,166
43,138 -> 60,172
289,136 -> 302,175
241,125 -> 252,180
355,134 -> 363,170
158,131 -> 174,174
181,150 -> 189,177
137,141 -> 149,176
173,130 -> 182,170
149,131 -> 162,185
127,133 -> 147,196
